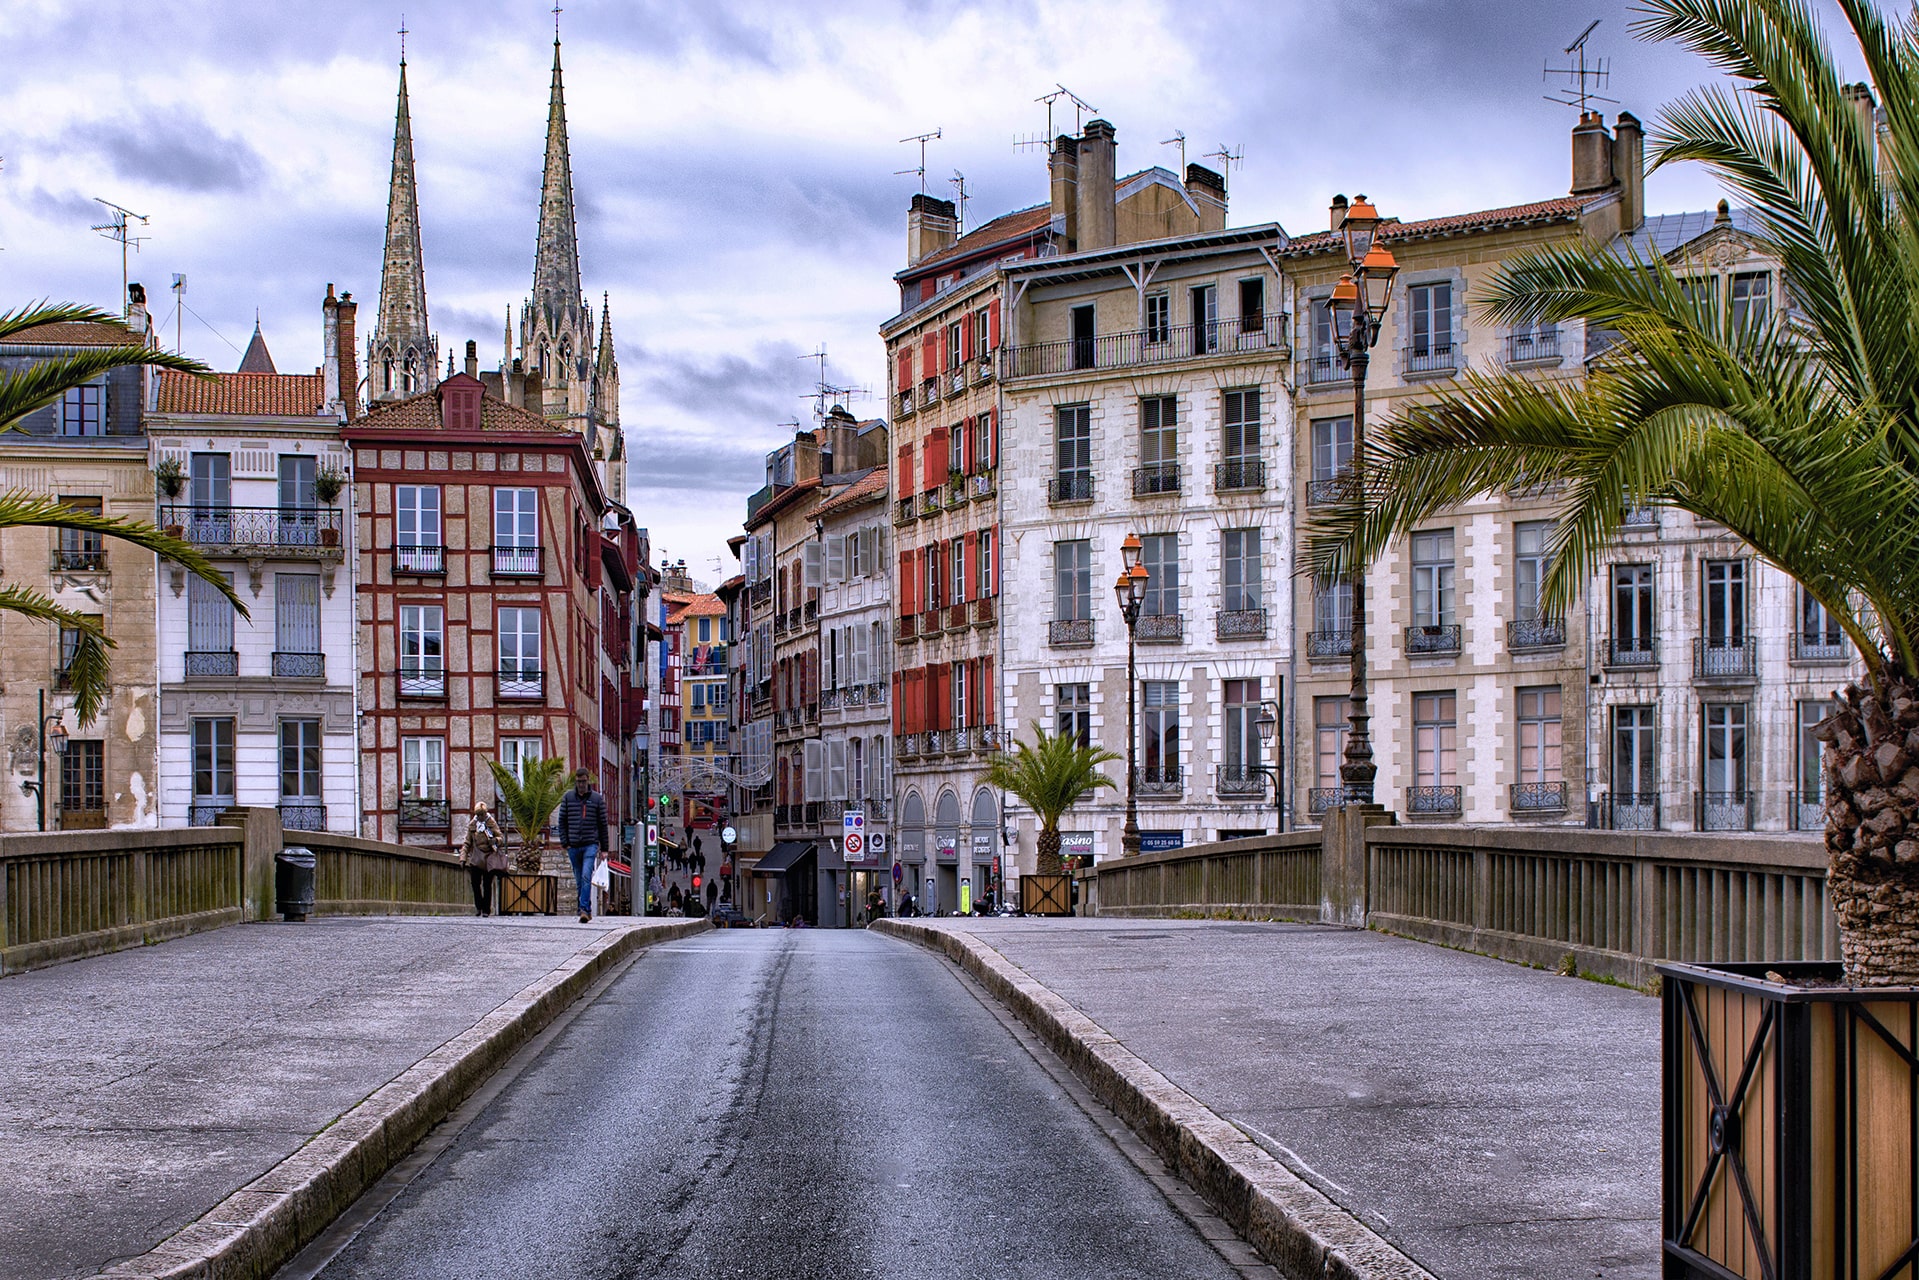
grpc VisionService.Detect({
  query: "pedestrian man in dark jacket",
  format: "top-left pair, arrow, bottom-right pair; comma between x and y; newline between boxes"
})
558,768 -> 609,923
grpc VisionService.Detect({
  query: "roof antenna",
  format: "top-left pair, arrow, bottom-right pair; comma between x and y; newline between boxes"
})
1015,85 -> 1097,161
949,170 -> 970,232
1203,144 -> 1244,194
171,274 -> 186,353
90,198 -> 150,314
1543,20 -> 1618,112
798,345 -> 868,424
896,129 -> 941,195
1161,130 -> 1186,174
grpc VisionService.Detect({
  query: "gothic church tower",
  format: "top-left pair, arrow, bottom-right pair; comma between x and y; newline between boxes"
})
368,56 -> 437,403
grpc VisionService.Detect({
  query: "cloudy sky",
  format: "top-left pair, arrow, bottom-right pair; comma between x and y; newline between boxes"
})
0,0 -> 1850,583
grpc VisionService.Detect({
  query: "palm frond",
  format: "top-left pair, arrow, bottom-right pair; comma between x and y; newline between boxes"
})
4,490 -> 248,619
981,722 -> 1120,834
485,756 -> 569,849
0,585 -> 115,726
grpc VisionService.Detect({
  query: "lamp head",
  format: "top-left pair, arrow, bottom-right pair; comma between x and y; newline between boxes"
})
47,719 -> 68,755
1113,571 -> 1132,611
1342,194 -> 1381,265
1255,706 -> 1277,743
1127,562 -> 1149,607
1329,275 -> 1358,344
1120,532 -> 1143,574
1360,245 -> 1399,320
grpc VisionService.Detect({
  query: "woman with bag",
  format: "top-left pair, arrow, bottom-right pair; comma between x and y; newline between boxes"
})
463,802 -> 507,916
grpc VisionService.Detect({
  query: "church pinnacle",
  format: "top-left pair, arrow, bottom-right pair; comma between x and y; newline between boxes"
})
369,56 -> 437,402
530,37 -> 584,340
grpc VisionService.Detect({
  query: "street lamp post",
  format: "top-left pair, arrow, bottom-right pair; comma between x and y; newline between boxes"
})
23,690 -> 71,832
1254,699 -> 1283,834
1114,534 -> 1148,858
1327,195 -> 1400,809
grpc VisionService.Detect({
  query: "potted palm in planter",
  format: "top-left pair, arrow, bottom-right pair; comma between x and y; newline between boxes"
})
486,755 -> 569,915
314,465 -> 346,547
981,723 -> 1119,917
154,457 -> 185,535
1310,4 -> 1919,1273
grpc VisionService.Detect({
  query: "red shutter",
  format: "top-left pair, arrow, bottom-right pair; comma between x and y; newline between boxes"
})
893,672 -> 903,734
922,434 -> 939,493
964,530 -> 979,602
930,426 -> 950,478
990,524 -> 1001,596
898,549 -> 913,616
938,663 -> 953,729
896,348 -> 913,392
921,332 -> 937,377
988,299 -> 1001,349
982,656 -> 995,725
968,659 -> 981,727
961,315 -> 975,362
897,443 -> 916,497
916,548 -> 929,614
963,416 -> 978,473
937,325 -> 948,371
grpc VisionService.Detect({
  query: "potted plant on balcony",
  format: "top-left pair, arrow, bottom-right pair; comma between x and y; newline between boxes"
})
1309,5 -> 1919,1272
313,465 -> 346,546
154,457 -> 185,534
487,754 -> 569,915
981,724 -> 1119,917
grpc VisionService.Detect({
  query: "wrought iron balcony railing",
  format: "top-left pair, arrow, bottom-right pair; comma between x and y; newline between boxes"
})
1304,354 -> 1350,386
159,505 -> 344,554
492,545 -> 543,577
496,667 -> 544,700
1216,608 -> 1267,640
1792,791 -> 1825,832
1403,342 -> 1458,376
1504,329 -> 1562,364
393,544 -> 445,575
1607,637 -> 1658,668
973,597 -> 996,627
1308,787 -> 1343,816
1132,463 -> 1181,497
1214,458 -> 1265,493
1049,474 -> 1094,505
1048,618 -> 1094,647
1693,637 -> 1757,681
1405,624 -> 1462,657
279,800 -> 327,832
1697,790 -> 1754,832
54,548 -> 106,572
398,798 -> 451,829
1216,766 -> 1267,799
895,498 -> 917,527
1002,316 -> 1290,378
398,662 -> 446,698
1136,613 -> 1182,643
1509,780 -> 1568,813
1604,792 -> 1660,830
1307,629 -> 1353,659
1137,765 -> 1182,797
1407,784 -> 1463,815
1306,474 -> 1353,507
184,650 -> 238,678
1620,505 -> 1658,528
272,651 -> 324,679
1791,635 -> 1850,664
896,614 -> 917,643
188,802 -> 232,827
1506,617 -> 1567,652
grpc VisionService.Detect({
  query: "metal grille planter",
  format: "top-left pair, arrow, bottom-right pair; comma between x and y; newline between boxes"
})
1049,618 -> 1093,647
272,651 -> 324,679
1137,613 -> 1182,643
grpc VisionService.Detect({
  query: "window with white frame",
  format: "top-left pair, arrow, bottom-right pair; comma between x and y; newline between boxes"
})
1145,292 -> 1170,344
1515,521 -> 1552,622
396,485 -> 441,547
1312,415 -> 1353,484
61,382 -> 105,436
1411,530 -> 1456,627
1731,270 -> 1772,331
1222,529 -> 1261,612
1054,540 -> 1091,621
1316,697 -> 1350,794
1143,681 -> 1178,781
400,605 -> 444,686
1412,692 -> 1458,788
978,528 -> 995,597
1141,533 -> 1178,617
1516,687 -> 1562,783
402,737 -> 446,801
1056,684 -> 1091,747
1408,280 -> 1453,357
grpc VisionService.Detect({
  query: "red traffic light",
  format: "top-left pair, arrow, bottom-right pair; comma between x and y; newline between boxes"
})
691,875 -> 702,890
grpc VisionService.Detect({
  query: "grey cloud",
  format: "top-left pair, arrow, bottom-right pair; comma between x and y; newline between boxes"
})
638,340 -> 829,426
65,105 -> 266,193
627,424 -> 787,492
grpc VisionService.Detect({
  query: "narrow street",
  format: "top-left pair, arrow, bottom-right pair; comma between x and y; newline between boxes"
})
295,929 -> 1252,1280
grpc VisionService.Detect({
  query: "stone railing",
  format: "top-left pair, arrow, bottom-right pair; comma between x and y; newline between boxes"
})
1,810 -> 472,975
1084,818 -> 1833,988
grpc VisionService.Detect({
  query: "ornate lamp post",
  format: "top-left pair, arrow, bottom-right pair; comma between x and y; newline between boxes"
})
1326,195 -> 1400,808
1114,533 -> 1147,857
1254,699 -> 1282,834
21,690 -> 70,832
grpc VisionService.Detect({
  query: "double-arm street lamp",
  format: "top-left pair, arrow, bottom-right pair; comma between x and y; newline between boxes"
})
19,690 -> 70,832
1326,196 -> 1400,808
1252,699 -> 1283,835
1114,533 -> 1149,858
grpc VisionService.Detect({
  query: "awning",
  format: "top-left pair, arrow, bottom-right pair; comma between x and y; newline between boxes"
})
752,841 -> 815,876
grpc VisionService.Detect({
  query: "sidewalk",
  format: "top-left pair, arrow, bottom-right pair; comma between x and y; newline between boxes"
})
910,917 -> 1659,1280
0,914 -> 685,1280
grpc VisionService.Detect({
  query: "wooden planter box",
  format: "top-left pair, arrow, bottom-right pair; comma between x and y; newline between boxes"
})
500,872 -> 558,916
1019,873 -> 1072,917
1661,961 -> 1918,1278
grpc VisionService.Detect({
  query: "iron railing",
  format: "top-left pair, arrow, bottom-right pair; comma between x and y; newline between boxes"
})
1793,791 -> 1825,832
1405,624 -> 1462,657
1791,634 -> 1849,664
1607,637 -> 1658,668
398,798 -> 451,830
188,802 -> 231,827
1304,354 -> 1350,386
898,733 -> 921,758
492,545 -> 542,577
1509,780 -> 1568,813
1506,617 -> 1566,652
1306,475 -> 1352,507
184,650 -> 238,678
53,548 -> 106,572
398,663 -> 445,698
1307,629 -> 1353,659
1407,785 -> 1464,815
973,598 -> 996,627
1002,316 -> 1290,378
1216,767 -> 1266,799
970,472 -> 996,500
1049,475 -> 1094,505
1504,329 -> 1561,363
1136,613 -> 1182,643
278,801 -> 327,832
1213,458 -> 1264,493
272,651 -> 324,679
1603,792 -> 1660,830
393,544 -> 445,575
1620,506 -> 1658,528
159,505 -> 344,553
1693,637 -> 1757,681
1049,618 -> 1093,647
1308,787 -> 1343,816
1697,790 -> 1754,831
1403,343 -> 1457,375
897,389 -> 915,418
1137,765 -> 1182,797
496,667 -> 544,700
895,498 -> 917,527
1132,463 -> 1180,497
896,615 -> 917,643
1216,609 -> 1267,640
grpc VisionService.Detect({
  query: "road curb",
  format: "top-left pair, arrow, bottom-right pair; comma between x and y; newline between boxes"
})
89,918 -> 711,1280
875,919 -> 1436,1280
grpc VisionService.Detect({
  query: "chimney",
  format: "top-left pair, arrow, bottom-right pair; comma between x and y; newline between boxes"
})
906,193 -> 958,268
322,285 -> 341,417
1049,134 -> 1079,249
1330,193 -> 1349,233
1612,111 -> 1645,232
126,282 -> 150,341
1075,119 -> 1117,251
1571,110 -> 1615,195
335,291 -> 359,420
1185,163 -> 1227,233
464,338 -> 479,379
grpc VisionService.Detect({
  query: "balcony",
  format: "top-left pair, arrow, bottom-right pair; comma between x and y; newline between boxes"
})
1306,474 -> 1352,507
1606,638 -> 1658,669
1304,354 -> 1350,386
1048,618 -> 1093,648
1504,329 -> 1562,364
1792,634 -> 1850,665
804,600 -> 819,623
899,733 -> 922,759
53,547 -> 106,572
1002,315 -> 1290,379
398,798 -> 451,830
1216,767 -> 1267,799
188,802 -> 231,827
970,472 -> 996,501
279,800 -> 327,832
393,544 -> 445,576
921,379 -> 939,408
947,603 -> 969,632
1403,342 -> 1458,377
897,389 -> 915,418
1216,608 -> 1267,641
787,608 -> 802,632
918,491 -> 942,518
1603,792 -> 1660,830
866,680 -> 888,705
774,611 -> 791,637
1137,765 -> 1182,798
1509,780 -> 1568,814
896,614 -> 918,644
925,730 -> 945,756
1620,505 -> 1658,529
399,663 -> 446,699
184,650 -> 238,678
895,498 -> 917,527
1308,787 -> 1343,816
1697,790 -> 1753,832
973,597 -> 996,628
1405,624 -> 1462,657
1136,613 -> 1183,644
821,688 -> 842,713
946,479 -> 970,510
497,666 -> 544,701
1407,785 -> 1463,816
1793,791 -> 1825,832
1506,617 -> 1566,652
749,579 -> 773,608
1307,629 -> 1352,660
1213,459 -> 1265,494
492,545 -> 543,578
1694,637 -> 1757,682
159,505 -> 344,556
272,651 -> 325,679
1049,475 -> 1094,506
1132,463 -> 1181,497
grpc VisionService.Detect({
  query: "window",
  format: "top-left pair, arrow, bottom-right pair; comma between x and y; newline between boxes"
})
274,574 -> 321,675
56,496 -> 103,569
1140,533 -> 1178,617
1143,681 -> 1179,781
60,383 -> 105,436
1680,275 -> 1720,312
1705,560 -> 1747,646
1054,540 -> 1091,621
499,606 -> 541,678
1514,522 -> 1552,622
1191,284 -> 1218,353
1222,679 -> 1260,776
1411,530 -> 1455,627
1222,530 -> 1261,612
1310,416 -> 1353,503
1239,277 -> 1265,332
191,452 -> 231,510
279,719 -> 322,801
498,737 -> 544,793
951,662 -> 970,728
188,571 -> 235,660
495,486 -> 538,548
1055,403 -> 1091,497
1310,298 -> 1339,376
1408,280 -> 1453,357
396,485 -> 441,547
1703,702 -> 1749,797
57,622 -> 87,685
1798,699 -> 1829,812
1314,576 -> 1352,635
1315,697 -> 1350,794
1516,687 -> 1562,783
1412,692 -> 1458,787
60,739 -> 105,825
1731,271 -> 1771,331
1145,292 -> 1170,344
402,737 -> 446,801
1223,389 -> 1260,463
400,605 -> 445,694
1614,706 -> 1656,801
1056,684 -> 1091,747
1613,565 -> 1655,656
279,455 -> 316,511
945,320 -> 962,370
978,528 -> 995,598
1140,396 -> 1177,467
698,618 -> 712,643
192,718 -> 235,807
1797,586 -> 1845,658
950,540 -> 966,605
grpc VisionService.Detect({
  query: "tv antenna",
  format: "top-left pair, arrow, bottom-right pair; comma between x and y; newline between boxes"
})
1015,85 -> 1098,160
1544,20 -> 1617,113
171,274 -> 186,353
896,128 -> 941,195
1161,131 -> 1186,173
799,346 -> 869,423
90,198 -> 150,310
1203,144 -> 1244,192
949,170 -> 970,231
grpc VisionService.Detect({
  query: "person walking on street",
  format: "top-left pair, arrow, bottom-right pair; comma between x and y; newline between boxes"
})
558,768 -> 609,923
462,802 -> 506,916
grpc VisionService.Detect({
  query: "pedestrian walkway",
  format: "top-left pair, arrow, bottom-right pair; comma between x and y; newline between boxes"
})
0,915 -> 670,1280
914,917 -> 1660,1280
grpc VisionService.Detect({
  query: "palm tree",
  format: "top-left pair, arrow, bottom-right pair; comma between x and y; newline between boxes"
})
1310,0 -> 1919,985
981,723 -> 1121,876
486,756 -> 571,873
2,302 -> 242,726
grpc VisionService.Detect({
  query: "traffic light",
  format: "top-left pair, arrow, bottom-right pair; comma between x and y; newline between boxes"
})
691,874 -> 702,891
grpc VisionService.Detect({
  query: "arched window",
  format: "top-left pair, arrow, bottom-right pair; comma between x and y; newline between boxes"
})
382,349 -> 394,392
403,349 -> 419,394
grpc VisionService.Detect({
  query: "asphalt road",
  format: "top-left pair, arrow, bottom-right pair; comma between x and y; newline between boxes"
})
300,927 -> 1252,1280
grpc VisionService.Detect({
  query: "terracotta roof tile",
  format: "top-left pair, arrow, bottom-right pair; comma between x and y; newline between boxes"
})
667,593 -> 726,623
1284,195 -> 1592,256
908,203 -> 1052,274
812,467 -> 888,518
353,386 -> 571,435
2,319 -> 145,347
155,370 -> 325,417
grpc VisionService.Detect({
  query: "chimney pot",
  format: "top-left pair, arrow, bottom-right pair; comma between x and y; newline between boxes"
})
1330,193 -> 1349,232
906,193 -> 958,268
1571,110 -> 1615,195
335,292 -> 359,420
1049,135 -> 1080,250
1612,111 -> 1645,232
1075,119 -> 1117,251
464,339 -> 479,379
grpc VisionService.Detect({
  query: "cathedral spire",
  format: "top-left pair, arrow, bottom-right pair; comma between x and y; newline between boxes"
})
369,57 -> 436,401
531,37 -> 584,328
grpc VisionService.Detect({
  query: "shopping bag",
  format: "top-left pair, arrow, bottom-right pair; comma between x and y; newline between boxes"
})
591,858 -> 611,891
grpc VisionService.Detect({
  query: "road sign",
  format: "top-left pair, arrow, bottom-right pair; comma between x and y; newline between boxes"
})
844,831 -> 864,857
721,825 -> 737,845
891,860 -> 903,886
843,810 -> 865,862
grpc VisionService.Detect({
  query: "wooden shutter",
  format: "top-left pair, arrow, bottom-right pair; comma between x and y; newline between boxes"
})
899,548 -> 915,616
985,408 -> 998,469
963,530 -> 979,602
961,315 -> 975,362
937,325 -> 948,371
921,332 -> 937,376
897,443 -> 916,496
936,663 -> 953,729
982,656 -> 995,724
988,299 -> 1001,348
992,523 -> 1002,596
893,672 -> 903,734
896,348 -> 913,392
929,426 -> 950,479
